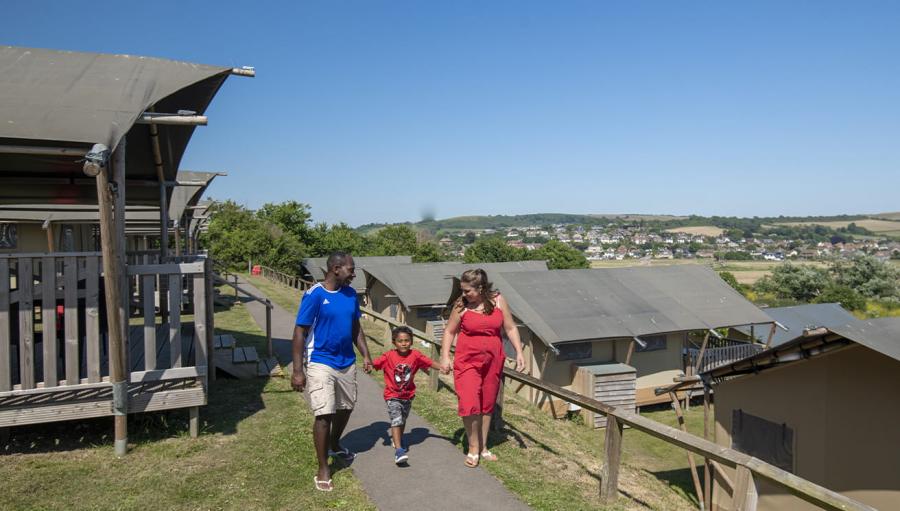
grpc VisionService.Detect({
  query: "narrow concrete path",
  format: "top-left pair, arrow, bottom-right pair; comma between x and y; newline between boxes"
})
235,277 -> 532,511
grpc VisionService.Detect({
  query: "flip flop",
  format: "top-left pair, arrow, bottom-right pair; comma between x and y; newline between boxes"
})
480,450 -> 498,462
314,476 -> 333,492
464,453 -> 479,468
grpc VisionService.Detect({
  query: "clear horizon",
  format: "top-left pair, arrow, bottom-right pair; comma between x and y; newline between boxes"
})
6,1 -> 900,226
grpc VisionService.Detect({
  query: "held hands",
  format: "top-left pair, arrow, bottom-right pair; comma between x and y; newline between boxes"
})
515,352 -> 526,372
291,370 -> 306,392
440,356 -> 452,375
363,357 -> 373,374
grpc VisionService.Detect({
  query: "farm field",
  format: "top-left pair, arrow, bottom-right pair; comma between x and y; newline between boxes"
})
663,225 -> 725,237
872,212 -> 900,221
775,218 -> 900,236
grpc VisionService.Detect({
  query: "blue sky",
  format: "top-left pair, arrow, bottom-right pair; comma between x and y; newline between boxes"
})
6,1 -> 900,225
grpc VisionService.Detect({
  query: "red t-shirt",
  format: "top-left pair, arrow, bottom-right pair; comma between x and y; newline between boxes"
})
372,349 -> 435,400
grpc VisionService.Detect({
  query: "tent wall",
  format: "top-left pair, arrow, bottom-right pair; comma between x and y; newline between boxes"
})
712,344 -> 900,511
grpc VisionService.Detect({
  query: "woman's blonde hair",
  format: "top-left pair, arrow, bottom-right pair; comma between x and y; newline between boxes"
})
455,268 -> 497,315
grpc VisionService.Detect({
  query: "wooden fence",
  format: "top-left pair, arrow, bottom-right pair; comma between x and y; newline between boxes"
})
1,253 -> 211,434
259,265 -> 314,291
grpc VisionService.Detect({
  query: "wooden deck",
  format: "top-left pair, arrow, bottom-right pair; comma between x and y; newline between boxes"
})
0,253 -> 212,429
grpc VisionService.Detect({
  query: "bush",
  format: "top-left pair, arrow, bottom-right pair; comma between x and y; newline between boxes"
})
814,284 -> 865,311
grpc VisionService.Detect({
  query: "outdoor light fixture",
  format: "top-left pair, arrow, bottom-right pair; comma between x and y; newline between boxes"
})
82,143 -> 110,176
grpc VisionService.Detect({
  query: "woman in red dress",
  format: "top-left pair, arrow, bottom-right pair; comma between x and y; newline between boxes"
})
440,269 -> 526,467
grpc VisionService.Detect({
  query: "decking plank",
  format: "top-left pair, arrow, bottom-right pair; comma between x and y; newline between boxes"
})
40,257 -> 58,387
63,256 -> 79,385
18,258 -> 35,390
84,256 -> 101,383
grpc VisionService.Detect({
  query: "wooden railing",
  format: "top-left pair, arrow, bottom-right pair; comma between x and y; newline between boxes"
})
688,344 -> 765,374
1,253 -> 211,430
260,268 -> 874,511
259,265 -> 314,291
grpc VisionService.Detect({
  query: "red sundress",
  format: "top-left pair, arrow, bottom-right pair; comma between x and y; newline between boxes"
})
453,305 -> 505,416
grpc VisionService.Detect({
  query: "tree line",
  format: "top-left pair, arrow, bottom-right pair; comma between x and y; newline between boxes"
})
201,200 -> 589,273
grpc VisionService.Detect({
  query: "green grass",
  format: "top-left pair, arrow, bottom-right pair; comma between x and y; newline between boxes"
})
245,273 -> 303,313
1,298 -> 375,511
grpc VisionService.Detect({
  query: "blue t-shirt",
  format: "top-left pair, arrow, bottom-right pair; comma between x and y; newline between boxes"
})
295,283 -> 361,369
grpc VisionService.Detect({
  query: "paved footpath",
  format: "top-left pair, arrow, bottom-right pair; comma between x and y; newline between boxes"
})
236,277 -> 532,511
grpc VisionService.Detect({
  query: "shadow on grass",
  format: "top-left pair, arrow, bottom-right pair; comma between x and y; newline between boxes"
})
648,466 -> 701,507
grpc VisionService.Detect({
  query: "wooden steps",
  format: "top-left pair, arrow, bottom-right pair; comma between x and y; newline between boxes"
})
212,334 -> 280,379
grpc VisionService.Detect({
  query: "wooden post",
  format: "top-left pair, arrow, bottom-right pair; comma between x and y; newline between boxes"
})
765,323 -> 777,348
96,142 -> 128,457
45,223 -> 54,252
205,257 -> 216,382
671,391 -> 705,510
600,414 -> 623,502
624,338 -> 636,366
189,406 -> 199,438
429,343 -> 440,391
703,384 -> 712,510
693,330 -> 711,375
265,301 -> 273,358
732,465 -> 758,511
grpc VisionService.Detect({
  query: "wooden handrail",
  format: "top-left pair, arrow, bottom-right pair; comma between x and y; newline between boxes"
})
259,266 -> 874,511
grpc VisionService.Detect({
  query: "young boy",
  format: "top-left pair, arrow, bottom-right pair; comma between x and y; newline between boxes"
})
372,326 -> 436,465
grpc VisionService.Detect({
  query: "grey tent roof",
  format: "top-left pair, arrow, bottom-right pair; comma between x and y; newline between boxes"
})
706,316 -> 900,379
168,171 -> 219,223
734,303 -> 857,347
827,317 -> 900,363
490,265 -> 774,347
302,256 -> 414,293
364,260 -> 548,308
0,46 -> 233,205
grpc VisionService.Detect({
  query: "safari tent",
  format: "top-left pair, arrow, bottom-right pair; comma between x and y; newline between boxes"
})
0,46 -> 252,454
484,266 -> 774,411
705,317 -> 900,511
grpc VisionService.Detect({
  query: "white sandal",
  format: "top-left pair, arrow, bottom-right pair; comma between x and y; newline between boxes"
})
480,450 -> 498,461
464,452 -> 480,468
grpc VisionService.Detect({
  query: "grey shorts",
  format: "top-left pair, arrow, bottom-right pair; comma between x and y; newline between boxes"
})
386,398 -> 412,427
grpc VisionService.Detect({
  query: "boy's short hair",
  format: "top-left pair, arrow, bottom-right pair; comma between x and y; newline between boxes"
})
391,325 -> 413,340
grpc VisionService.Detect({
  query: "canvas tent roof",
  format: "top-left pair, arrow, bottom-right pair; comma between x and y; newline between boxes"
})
734,303 -> 857,347
167,171 -> 220,223
302,256 -> 414,293
489,265 -> 774,348
364,260 -> 548,308
706,316 -> 900,379
0,46 -> 234,205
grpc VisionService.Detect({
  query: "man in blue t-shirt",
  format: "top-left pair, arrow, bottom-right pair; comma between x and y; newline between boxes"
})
291,251 -> 372,492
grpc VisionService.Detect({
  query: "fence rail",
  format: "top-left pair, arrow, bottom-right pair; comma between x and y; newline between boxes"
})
259,265 -> 315,291
261,268 -> 874,511
688,344 -> 765,374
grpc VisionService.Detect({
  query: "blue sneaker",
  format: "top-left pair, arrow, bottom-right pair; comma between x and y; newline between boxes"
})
394,447 -> 409,465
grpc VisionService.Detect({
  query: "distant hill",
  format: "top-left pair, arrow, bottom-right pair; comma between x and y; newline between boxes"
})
355,212 -> 900,239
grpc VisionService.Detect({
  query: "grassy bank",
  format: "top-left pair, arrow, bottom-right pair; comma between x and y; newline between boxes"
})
1,296 -> 375,511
